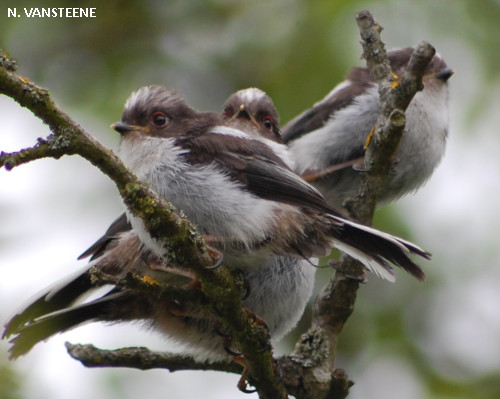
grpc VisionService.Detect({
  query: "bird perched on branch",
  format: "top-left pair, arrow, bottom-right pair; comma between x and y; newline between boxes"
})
3,85 -> 430,366
2,87 -> 316,365
283,47 -> 453,209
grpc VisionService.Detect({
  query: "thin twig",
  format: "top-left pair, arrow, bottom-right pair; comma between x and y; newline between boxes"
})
65,343 -> 242,374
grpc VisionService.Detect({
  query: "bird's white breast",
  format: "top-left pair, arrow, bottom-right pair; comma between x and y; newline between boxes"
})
119,136 -> 280,258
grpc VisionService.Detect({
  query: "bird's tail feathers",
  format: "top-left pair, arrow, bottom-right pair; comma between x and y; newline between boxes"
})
329,215 -> 430,282
6,291 -> 129,359
2,265 -> 96,340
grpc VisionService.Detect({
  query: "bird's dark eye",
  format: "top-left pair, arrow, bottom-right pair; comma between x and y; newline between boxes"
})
151,112 -> 168,127
263,115 -> 273,129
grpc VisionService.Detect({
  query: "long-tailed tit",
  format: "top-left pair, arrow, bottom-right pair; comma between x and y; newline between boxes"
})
283,48 -> 453,208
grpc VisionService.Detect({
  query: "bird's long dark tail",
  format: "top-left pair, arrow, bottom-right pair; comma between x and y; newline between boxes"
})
5,291 -> 133,359
2,267 -> 95,340
330,216 -> 430,282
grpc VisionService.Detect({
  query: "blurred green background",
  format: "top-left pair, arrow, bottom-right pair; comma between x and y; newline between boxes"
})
2,0 -> 500,398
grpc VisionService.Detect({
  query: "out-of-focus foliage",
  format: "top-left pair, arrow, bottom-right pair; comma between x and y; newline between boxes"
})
2,0 -> 500,398
0,360 -> 22,399
1,0 -> 368,119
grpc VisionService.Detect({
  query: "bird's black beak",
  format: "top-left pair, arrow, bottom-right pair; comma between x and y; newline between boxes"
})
436,68 -> 454,82
111,122 -> 133,135
236,105 -> 251,120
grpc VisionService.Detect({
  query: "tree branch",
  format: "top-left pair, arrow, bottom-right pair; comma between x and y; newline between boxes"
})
354,10 -> 436,221
65,343 -> 242,374
273,11 -> 436,399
